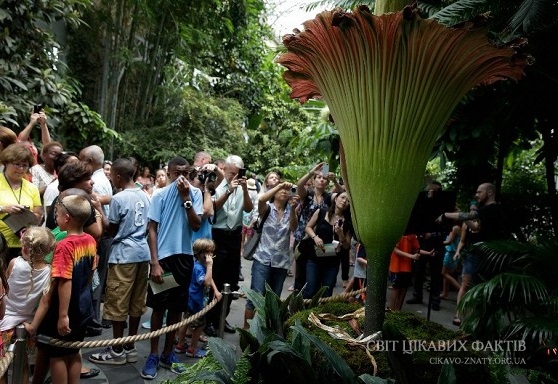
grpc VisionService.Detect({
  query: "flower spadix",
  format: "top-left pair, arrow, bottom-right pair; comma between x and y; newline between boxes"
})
277,4 -> 529,332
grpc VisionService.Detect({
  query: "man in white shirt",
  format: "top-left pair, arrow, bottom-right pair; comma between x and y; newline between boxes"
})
205,155 -> 253,336
79,145 -> 114,328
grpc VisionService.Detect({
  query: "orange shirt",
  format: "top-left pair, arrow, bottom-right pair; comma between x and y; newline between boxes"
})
389,234 -> 419,273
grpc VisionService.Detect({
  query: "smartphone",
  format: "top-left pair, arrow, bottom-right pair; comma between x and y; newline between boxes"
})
237,168 -> 246,178
33,104 -> 43,114
322,163 -> 329,176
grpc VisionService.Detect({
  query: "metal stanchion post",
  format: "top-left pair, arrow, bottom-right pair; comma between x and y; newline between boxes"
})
10,324 -> 27,384
218,283 -> 231,338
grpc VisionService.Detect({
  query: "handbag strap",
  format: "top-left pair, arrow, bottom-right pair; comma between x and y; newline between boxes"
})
256,205 -> 271,234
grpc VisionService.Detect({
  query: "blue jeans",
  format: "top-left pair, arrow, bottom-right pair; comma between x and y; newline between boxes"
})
246,260 -> 288,310
303,258 -> 340,299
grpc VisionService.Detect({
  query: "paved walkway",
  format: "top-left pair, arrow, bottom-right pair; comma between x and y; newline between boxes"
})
76,260 -> 460,383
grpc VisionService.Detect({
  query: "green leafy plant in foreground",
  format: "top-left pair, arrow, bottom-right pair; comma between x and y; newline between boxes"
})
182,286 -> 392,384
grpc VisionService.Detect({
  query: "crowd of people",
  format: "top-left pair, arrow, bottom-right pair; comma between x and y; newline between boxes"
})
0,109 -> 507,383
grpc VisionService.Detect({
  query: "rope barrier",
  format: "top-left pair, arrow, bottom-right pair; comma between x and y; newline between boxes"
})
0,352 -> 14,378
40,295 -> 221,349
303,287 -> 366,304
40,286 -> 366,349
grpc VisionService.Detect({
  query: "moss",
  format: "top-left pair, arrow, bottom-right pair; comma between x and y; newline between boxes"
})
286,304 -> 505,383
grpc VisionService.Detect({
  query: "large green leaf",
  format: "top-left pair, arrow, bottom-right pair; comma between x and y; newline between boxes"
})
291,322 -> 358,384
206,337 -> 238,378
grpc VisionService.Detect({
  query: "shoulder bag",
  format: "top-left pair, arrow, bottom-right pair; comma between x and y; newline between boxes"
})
243,206 -> 271,261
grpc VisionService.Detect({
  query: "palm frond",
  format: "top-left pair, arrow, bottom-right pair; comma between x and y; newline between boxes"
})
430,0 -> 489,26
506,315 -> 558,345
505,0 -> 558,36
304,0 -> 373,12
416,1 -> 441,18
460,273 -> 548,311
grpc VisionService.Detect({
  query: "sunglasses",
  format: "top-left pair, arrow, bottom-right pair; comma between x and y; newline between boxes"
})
55,199 -> 75,217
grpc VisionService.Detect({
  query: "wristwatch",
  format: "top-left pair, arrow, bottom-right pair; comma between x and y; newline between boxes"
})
183,201 -> 193,210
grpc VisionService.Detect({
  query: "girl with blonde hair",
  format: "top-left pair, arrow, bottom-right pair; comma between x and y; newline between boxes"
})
0,227 -> 55,384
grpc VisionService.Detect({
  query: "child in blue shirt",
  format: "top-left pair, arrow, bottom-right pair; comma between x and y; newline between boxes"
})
175,239 -> 221,358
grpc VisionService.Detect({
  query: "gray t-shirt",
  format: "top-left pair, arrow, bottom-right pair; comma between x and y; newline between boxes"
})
108,187 -> 150,264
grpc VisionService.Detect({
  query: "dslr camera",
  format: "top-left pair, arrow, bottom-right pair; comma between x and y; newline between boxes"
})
198,170 -> 217,183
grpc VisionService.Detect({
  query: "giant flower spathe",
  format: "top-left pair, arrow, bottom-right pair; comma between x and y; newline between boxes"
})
277,4 -> 530,333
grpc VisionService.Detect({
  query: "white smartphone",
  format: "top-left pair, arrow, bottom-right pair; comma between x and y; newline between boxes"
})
322,163 -> 329,175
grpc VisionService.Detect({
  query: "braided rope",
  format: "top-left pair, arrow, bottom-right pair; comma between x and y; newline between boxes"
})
43,296 -> 220,349
303,287 -> 366,304
0,352 -> 14,378
43,286 -> 366,349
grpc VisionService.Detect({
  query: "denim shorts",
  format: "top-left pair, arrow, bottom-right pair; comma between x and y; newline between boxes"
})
462,253 -> 480,276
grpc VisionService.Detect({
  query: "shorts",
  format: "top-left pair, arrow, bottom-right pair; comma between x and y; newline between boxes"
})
1,328 -> 36,360
103,262 -> 149,321
242,226 -> 254,237
36,327 -> 86,358
462,253 -> 480,276
184,311 -> 206,330
443,252 -> 459,269
146,254 -> 193,312
391,272 -> 412,288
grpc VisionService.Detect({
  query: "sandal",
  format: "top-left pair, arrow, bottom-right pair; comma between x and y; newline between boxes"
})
452,316 -> 461,326
185,334 -> 208,343
186,348 -> 207,358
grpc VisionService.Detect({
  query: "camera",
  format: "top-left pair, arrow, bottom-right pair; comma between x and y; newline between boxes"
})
290,186 -> 297,197
237,167 -> 246,178
337,219 -> 344,227
33,104 -> 43,114
198,170 -> 217,183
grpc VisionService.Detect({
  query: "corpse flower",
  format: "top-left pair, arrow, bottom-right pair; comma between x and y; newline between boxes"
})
277,4 -> 530,333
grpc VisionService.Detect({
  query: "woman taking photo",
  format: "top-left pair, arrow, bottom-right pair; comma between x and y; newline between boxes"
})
303,191 -> 352,298
0,143 -> 42,263
243,182 -> 298,329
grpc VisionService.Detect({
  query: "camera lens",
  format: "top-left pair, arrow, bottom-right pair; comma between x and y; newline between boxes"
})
291,187 -> 297,193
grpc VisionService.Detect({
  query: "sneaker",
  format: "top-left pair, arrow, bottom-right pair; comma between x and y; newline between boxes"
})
89,347 -> 126,365
124,346 -> 139,363
141,353 -> 159,380
185,348 -> 207,358
174,344 -> 187,354
159,352 -> 185,374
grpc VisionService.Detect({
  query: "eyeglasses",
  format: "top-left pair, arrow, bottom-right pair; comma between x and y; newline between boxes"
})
55,199 -> 75,217
11,163 -> 29,169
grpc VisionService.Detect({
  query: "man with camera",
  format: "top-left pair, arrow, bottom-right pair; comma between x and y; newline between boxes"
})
188,159 -> 223,241
204,155 -> 253,336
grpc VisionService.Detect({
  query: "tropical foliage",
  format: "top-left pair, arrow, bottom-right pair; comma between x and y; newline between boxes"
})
0,0 -> 117,146
458,237 -> 558,366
